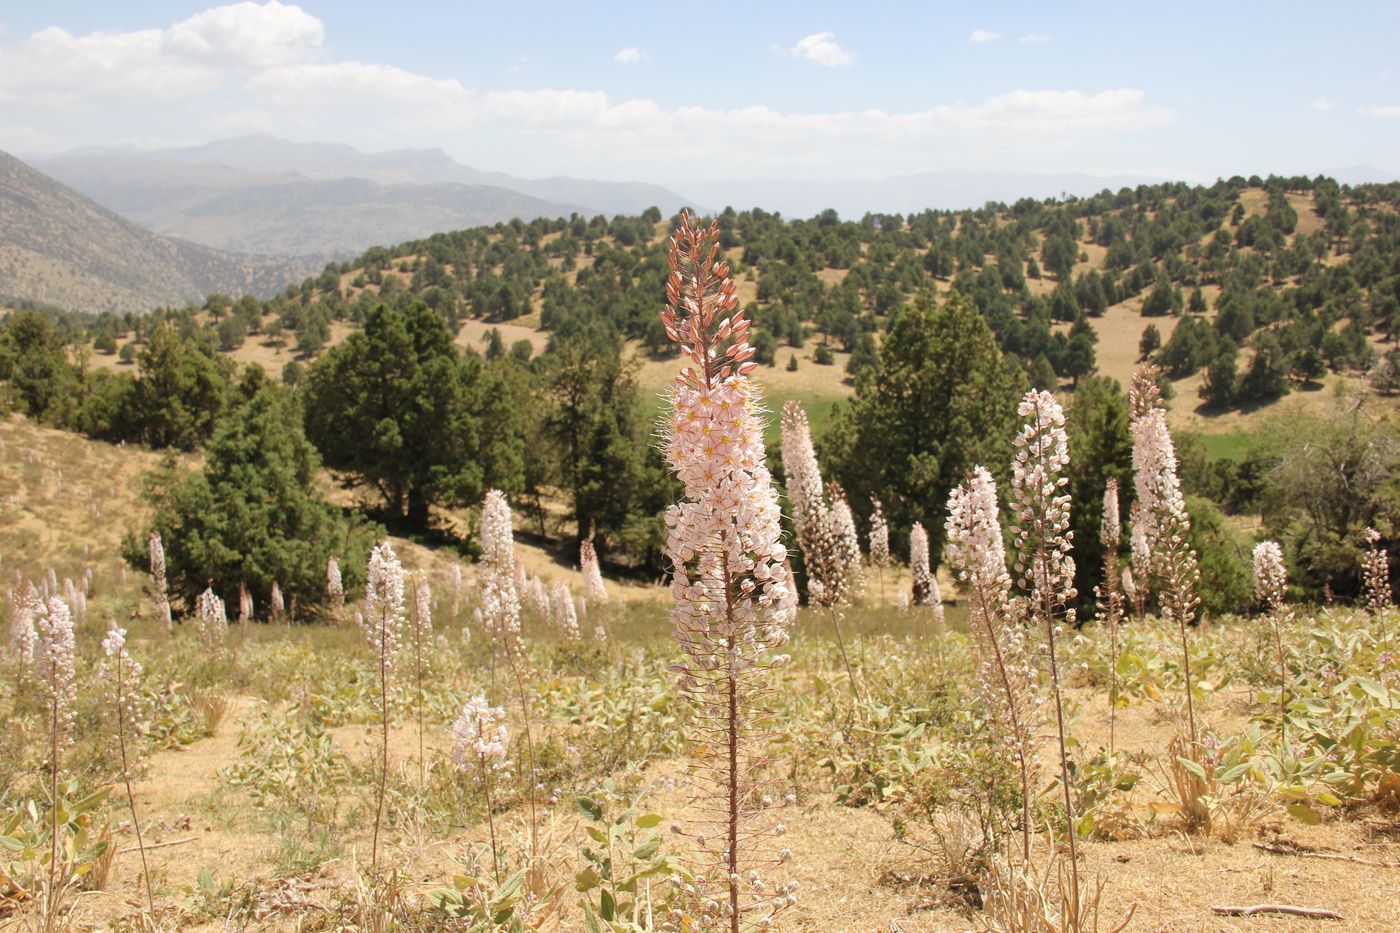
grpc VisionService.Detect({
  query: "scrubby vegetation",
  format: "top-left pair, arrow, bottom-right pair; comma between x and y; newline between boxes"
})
1,199 -> 1399,932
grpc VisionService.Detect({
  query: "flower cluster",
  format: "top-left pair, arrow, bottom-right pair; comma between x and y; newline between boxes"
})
195,587 -> 227,648
35,596 -> 76,750
944,465 -> 1041,857
659,211 -> 793,927
327,557 -> 344,616
1362,527 -> 1392,611
1130,385 -> 1200,625
1252,540 -> 1287,611
525,574 -> 550,619
413,571 -> 433,640
780,400 -> 838,604
238,583 -> 254,626
364,540 -> 406,667
826,482 -> 864,601
148,532 -> 171,634
8,583 -> 40,670
270,581 -> 285,619
580,539 -> 608,606
1100,477 -> 1121,552
479,490 -> 522,641
1010,390 -> 1077,620
101,621 -> 145,732
1129,366 -> 1202,741
552,580 -> 580,640
665,375 -> 792,671
910,522 -> 933,603
868,496 -> 890,568
451,694 -> 510,777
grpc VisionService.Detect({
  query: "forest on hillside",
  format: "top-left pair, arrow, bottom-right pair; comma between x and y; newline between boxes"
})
2,175 -> 1398,617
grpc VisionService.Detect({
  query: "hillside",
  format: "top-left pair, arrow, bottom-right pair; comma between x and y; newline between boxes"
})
0,151 -> 321,313
72,175 -> 1388,438
36,135 -> 699,256
35,155 -> 593,257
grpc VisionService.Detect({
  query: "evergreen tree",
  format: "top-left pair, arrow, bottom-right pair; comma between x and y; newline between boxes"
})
138,379 -> 378,613
304,302 -> 524,527
1064,376 -> 1133,610
825,291 -> 1023,566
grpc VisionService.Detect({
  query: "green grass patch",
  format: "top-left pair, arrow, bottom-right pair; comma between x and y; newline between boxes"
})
1199,431 -> 1252,462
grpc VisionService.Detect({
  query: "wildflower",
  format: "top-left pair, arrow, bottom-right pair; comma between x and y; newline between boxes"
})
270,581 -> 285,619
1252,541 -> 1287,611
149,532 -> 171,634
580,539 -> 608,606
451,695 -> 510,775
327,557 -> 344,616
1362,527 -> 1393,612
945,466 -> 1041,860
364,540 -> 405,877
35,596 -> 76,750
659,211 -> 793,928
365,541 -> 406,665
869,497 -> 890,569
101,618 -> 153,913
8,583 -> 39,671
1129,367 -> 1202,742
552,580 -> 580,639
479,490 -> 521,639
910,521 -> 941,614
1009,389 -> 1080,882
238,582 -> 254,626
195,587 -> 227,648
826,483 -> 864,602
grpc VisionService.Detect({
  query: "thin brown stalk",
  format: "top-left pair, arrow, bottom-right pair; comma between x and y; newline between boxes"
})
115,652 -> 154,916
502,639 -> 539,860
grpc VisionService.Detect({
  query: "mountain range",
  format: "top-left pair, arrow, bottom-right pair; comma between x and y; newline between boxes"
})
34,135 -> 698,257
0,149 -> 322,313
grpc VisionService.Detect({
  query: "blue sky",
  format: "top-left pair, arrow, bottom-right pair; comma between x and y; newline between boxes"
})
1,1 -> 1397,186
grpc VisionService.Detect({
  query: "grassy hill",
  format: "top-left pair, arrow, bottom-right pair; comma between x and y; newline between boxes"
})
64,174 -> 1399,448
0,150 -> 322,313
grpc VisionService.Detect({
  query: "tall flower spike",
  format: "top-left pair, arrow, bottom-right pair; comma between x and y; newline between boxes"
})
945,466 -> 1041,861
364,539 -> 405,876
479,490 -> 522,640
1098,476 -> 1126,752
1010,389 -> 1080,895
826,482 -> 864,603
365,541 -> 406,673
327,557 -> 344,617
910,522 -> 934,606
869,497 -> 890,568
1129,366 -> 1201,743
660,211 -> 795,930
1362,527 -> 1393,612
148,532 -> 171,634
551,581 -> 580,640
780,399 -> 839,605
580,539 -> 608,606
35,596 -> 77,751
1252,541 -> 1286,612
9,582 -> 40,673
195,587 -> 227,649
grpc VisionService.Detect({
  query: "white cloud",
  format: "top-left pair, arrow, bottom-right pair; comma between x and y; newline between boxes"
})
1019,33 -> 1051,44
0,6 -> 1174,178
1364,105 -> 1400,118
613,47 -> 650,65
162,1 -> 322,69
969,29 -> 1001,43
1307,97 -> 1337,111
784,32 -> 853,67
0,2 -> 323,107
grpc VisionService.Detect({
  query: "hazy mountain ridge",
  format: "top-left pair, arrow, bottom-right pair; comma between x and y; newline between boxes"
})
0,150 -> 321,313
36,155 -> 592,256
35,135 -> 698,256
